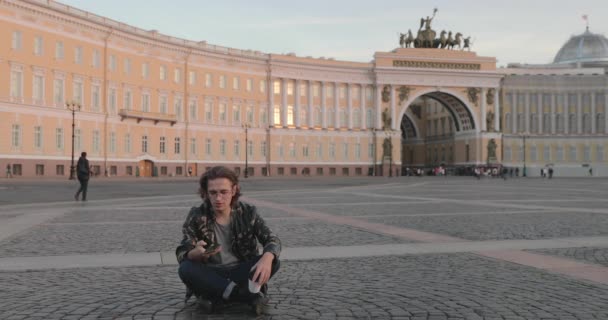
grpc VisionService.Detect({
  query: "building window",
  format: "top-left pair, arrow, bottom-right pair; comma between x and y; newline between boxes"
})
33,126 -> 43,149
246,106 -> 254,124
124,58 -> 131,75
189,71 -> 196,85
261,141 -> 267,157
317,143 -> 323,159
36,164 -> 44,176
234,140 -> 240,157
353,109 -> 361,128
220,139 -> 226,156
556,114 -> 564,133
56,165 -> 64,176
326,85 -> 333,98
124,133 -> 131,153
205,101 -> 213,123
205,73 -> 212,87
246,79 -> 253,92
355,143 -> 361,160
33,75 -> 44,104
274,106 -> 281,125
556,146 -> 564,161
329,143 -> 336,159
597,114 -> 605,133
92,130 -> 100,153
55,41 -> 64,60
160,136 -> 166,154
160,166 -> 167,176
55,128 -> 63,150
247,140 -> 253,157
189,100 -> 197,121
339,108 -> 347,127
175,137 -> 181,154
34,36 -> 43,55
53,78 -> 64,106
142,62 -> 149,79
206,139 -> 212,156
73,81 -> 83,105
233,76 -> 240,90
287,82 -> 293,95
583,145 -> 591,162
126,166 -> 133,175
175,97 -> 183,121
568,114 -> 577,133
142,135 -> 148,153
233,104 -> 241,123
160,65 -> 167,80
219,103 -> 227,122
109,88 -> 117,114
110,166 -> 117,176
92,49 -> 101,68
11,124 -> 21,148
74,46 -> 82,64
91,85 -> 100,112
174,68 -> 181,83
109,131 -> 116,153
300,107 -> 307,126
142,93 -> 150,112
530,145 -> 537,162
74,128 -> 81,151
260,80 -> 266,93
160,96 -> 168,114
287,106 -> 294,126
313,84 -> 320,97
109,54 -> 116,71
10,70 -> 23,99
569,145 -> 577,161
543,145 -> 550,161
273,80 -> 281,94
288,142 -> 296,157
176,166 -> 183,176
124,90 -> 132,110
596,145 -> 604,162
219,75 -> 226,89
11,30 -> 22,50
342,143 -> 349,159
190,138 -> 197,155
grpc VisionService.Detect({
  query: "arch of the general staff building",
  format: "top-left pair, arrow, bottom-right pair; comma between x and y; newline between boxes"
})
2,1 -> 607,178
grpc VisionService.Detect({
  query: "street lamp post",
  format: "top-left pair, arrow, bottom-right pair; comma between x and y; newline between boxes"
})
242,122 -> 251,178
66,101 -> 81,180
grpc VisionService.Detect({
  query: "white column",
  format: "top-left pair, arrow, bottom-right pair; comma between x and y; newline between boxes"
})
494,88 -> 500,131
390,85 -> 397,130
512,92 -> 518,133
269,78 -> 275,126
281,78 -> 287,127
480,88 -> 487,131
375,85 -> 382,129
524,92 -> 530,133
334,82 -> 339,129
347,84 -> 353,130
551,93 -> 556,134
294,79 -> 301,128
308,80 -> 314,128
321,82 -> 327,129
564,93 -> 569,134
577,92 -> 583,134
537,93 -> 543,134
361,85 -> 367,130
591,92 -> 596,134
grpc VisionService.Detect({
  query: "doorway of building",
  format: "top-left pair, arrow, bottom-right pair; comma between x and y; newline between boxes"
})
138,160 -> 154,177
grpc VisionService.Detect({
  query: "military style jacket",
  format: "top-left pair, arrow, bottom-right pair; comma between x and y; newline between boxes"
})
175,201 -> 281,264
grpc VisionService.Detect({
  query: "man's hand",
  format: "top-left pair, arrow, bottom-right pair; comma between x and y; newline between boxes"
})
251,252 -> 274,285
187,240 -> 221,262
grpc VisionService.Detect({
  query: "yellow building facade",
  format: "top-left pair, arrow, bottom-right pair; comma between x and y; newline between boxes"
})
1,1 -> 606,178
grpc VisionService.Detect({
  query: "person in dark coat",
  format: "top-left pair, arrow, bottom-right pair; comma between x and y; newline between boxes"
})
74,152 -> 90,201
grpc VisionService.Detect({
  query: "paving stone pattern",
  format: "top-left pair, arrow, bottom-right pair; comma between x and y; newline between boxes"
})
363,211 -> 608,241
2,254 -> 608,320
530,247 -> 608,267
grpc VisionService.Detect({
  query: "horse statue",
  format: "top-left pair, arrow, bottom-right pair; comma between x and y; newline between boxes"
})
448,32 -> 463,50
414,29 -> 424,48
445,31 -> 453,49
399,33 -> 405,48
405,30 -> 414,48
439,30 -> 448,48
462,36 -> 472,51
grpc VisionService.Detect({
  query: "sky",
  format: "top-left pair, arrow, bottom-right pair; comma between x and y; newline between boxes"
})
58,0 -> 608,67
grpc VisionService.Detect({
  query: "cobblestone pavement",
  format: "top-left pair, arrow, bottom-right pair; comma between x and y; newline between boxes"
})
1,177 -> 608,319
530,247 -> 608,267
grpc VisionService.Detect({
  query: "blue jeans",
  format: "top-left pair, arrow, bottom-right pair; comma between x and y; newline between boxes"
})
178,255 -> 280,301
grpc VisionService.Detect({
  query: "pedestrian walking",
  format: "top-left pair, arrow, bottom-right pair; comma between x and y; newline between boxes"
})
589,167 -> 593,176
74,152 -> 90,201
5,164 -> 12,178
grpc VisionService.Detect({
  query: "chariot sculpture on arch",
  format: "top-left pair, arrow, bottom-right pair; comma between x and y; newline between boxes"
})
398,8 -> 473,51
